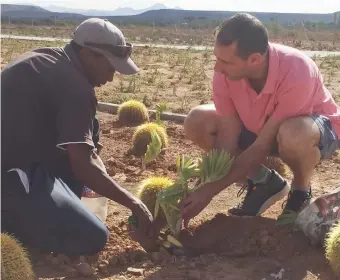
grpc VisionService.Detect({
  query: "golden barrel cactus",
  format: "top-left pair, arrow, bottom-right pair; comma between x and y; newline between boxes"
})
117,100 -> 149,126
325,222 -> 340,275
137,176 -> 174,222
1,233 -> 35,280
131,122 -> 168,157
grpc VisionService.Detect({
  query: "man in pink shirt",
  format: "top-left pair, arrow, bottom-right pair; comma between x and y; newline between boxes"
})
181,13 -> 340,226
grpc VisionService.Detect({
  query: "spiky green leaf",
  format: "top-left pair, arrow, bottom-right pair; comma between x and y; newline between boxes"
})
144,130 -> 162,163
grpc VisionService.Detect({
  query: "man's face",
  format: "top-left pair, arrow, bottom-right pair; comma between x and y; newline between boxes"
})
80,49 -> 116,87
213,42 -> 250,80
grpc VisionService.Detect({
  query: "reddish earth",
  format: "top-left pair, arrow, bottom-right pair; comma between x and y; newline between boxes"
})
34,111 -> 340,280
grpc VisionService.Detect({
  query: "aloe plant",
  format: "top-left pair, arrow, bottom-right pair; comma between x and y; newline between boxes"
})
140,129 -> 163,172
154,149 -> 233,236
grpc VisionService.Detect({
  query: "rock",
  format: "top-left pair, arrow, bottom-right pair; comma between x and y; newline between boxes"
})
100,260 -> 109,266
98,264 -> 109,274
109,256 -> 118,266
61,265 -> 79,278
115,160 -> 126,169
127,267 -> 144,276
188,270 -> 201,279
113,173 -> 127,182
107,157 -> 116,166
75,263 -> 95,277
155,168 -> 163,173
107,167 -> 116,176
125,166 -> 137,173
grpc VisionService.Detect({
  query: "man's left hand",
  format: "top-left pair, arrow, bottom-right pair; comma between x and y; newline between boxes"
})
180,184 -> 215,228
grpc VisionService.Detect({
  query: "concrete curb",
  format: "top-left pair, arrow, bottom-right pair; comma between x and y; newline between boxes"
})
97,102 -> 187,123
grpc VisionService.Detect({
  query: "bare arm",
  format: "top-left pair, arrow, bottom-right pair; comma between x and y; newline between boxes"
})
66,143 -> 143,213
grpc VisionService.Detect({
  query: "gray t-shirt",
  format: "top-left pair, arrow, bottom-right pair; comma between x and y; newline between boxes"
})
1,43 -> 97,173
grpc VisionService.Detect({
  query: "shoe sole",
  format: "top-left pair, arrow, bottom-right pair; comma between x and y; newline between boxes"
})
229,182 -> 291,217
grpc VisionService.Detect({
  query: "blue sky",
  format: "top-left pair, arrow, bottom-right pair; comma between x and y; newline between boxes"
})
2,0 -> 340,13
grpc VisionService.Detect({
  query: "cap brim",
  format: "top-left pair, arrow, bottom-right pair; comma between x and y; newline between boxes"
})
106,55 -> 139,75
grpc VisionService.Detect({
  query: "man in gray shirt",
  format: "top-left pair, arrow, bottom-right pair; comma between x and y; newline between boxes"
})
1,18 -> 156,257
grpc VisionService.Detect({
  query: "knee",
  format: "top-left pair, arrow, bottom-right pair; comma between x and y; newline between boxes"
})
184,104 -> 217,142
90,221 -> 109,253
277,117 -> 319,155
77,219 -> 108,256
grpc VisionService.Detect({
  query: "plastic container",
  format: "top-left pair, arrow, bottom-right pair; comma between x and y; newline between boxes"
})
81,186 -> 108,223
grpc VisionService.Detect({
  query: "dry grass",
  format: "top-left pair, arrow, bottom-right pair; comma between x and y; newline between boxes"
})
1,38 -> 339,113
2,23 -> 340,51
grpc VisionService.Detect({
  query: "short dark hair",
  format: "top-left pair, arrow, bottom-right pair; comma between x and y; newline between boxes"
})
216,13 -> 269,60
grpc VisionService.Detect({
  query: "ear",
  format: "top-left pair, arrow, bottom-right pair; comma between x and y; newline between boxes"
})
248,53 -> 262,66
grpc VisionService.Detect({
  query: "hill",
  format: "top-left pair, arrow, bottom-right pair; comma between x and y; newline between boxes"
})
43,3 -> 172,16
1,4 -> 86,20
107,9 -> 337,25
1,4 -> 339,27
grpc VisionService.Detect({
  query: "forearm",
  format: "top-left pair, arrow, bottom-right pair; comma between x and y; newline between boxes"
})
211,145 -> 270,196
72,156 -> 140,212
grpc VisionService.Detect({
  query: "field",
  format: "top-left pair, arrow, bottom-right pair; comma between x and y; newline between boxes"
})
2,23 -> 340,51
1,36 -> 340,280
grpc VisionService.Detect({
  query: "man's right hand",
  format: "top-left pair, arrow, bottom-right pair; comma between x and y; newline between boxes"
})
131,200 -> 154,236
128,203 -> 164,252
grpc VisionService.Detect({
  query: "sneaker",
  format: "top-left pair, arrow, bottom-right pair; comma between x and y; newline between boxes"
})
228,170 -> 290,217
277,189 -> 312,226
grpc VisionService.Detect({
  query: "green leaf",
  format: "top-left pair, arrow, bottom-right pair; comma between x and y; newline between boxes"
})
194,149 -> 234,190
156,102 -> 168,113
144,130 -> 162,164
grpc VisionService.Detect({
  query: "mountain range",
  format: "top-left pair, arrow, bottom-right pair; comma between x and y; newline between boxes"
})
42,3 -> 182,16
1,4 -> 339,26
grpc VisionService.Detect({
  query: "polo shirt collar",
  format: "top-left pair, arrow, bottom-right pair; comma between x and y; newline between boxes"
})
63,43 -> 89,82
261,42 -> 279,94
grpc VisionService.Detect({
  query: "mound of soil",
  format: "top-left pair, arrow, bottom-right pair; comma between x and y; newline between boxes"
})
179,213 -> 314,260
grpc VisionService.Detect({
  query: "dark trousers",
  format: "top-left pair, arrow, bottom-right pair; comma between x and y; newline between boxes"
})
1,118 -> 108,257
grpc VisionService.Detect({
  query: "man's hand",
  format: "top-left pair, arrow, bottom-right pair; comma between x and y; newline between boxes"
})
180,185 -> 215,228
131,200 -> 155,237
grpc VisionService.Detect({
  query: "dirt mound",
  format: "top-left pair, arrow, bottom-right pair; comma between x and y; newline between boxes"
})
179,213 -> 314,260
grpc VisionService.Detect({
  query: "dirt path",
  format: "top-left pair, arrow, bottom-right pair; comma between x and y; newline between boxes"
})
33,112 -> 340,280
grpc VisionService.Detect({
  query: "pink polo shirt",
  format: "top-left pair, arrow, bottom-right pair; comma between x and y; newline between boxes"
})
213,43 -> 340,138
